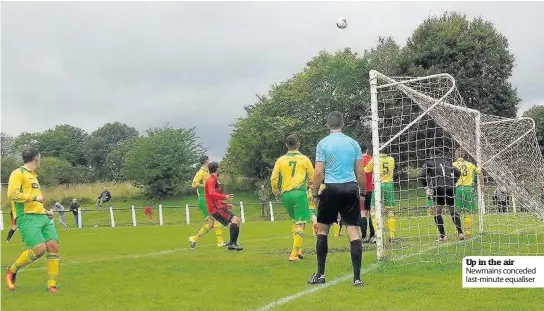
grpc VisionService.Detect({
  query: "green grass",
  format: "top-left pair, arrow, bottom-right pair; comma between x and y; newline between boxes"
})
2,201 -> 544,311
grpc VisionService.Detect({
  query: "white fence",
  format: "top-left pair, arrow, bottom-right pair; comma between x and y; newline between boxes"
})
0,201 -> 285,229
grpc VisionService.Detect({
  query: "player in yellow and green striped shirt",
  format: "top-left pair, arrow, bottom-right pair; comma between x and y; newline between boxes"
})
452,149 -> 483,238
5,147 -> 60,293
271,134 -> 314,262
188,156 -> 226,248
307,184 -> 326,237
364,154 -> 398,241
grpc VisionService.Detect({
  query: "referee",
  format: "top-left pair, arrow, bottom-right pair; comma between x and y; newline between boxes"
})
308,111 -> 366,287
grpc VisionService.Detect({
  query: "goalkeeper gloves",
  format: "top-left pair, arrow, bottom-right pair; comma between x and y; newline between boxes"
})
425,187 -> 433,198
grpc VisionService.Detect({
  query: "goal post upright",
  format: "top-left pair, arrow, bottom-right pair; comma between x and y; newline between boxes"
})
475,113 -> 485,234
369,70 -> 385,260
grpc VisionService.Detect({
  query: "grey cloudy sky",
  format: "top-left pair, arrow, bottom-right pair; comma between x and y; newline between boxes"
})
2,1 -> 543,160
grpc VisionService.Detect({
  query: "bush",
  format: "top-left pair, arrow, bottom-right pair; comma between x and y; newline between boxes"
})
220,174 -> 255,193
1,156 -> 21,183
123,126 -> 204,198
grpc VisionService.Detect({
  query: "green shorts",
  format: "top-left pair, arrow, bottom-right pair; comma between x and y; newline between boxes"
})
427,198 -> 434,208
197,196 -> 209,218
17,214 -> 59,249
455,186 -> 477,212
370,183 -> 397,209
282,189 -> 310,223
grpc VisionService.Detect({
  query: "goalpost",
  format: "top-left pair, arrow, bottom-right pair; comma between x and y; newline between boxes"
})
369,70 -> 544,263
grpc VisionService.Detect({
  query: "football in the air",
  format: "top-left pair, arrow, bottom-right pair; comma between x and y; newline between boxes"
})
336,17 -> 347,29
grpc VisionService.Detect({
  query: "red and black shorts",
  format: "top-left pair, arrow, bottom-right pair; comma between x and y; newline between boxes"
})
211,209 -> 235,227
360,191 -> 373,211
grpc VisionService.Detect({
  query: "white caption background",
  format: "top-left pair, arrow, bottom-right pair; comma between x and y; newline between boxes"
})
463,256 -> 544,288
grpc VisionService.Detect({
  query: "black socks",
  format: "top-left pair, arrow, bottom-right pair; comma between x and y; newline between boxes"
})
350,239 -> 363,281
316,234 -> 328,275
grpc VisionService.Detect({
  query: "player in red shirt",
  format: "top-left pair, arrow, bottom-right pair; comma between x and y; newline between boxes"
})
144,206 -> 152,221
205,162 -> 243,251
360,145 -> 375,243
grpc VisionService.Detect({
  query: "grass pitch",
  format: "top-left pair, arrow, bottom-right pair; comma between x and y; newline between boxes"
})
1,205 -> 543,311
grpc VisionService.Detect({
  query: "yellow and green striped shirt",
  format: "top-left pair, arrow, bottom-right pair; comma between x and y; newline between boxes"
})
7,166 -> 46,218
192,167 -> 210,197
307,184 -> 326,210
271,151 -> 314,194
364,154 -> 395,183
453,158 -> 481,187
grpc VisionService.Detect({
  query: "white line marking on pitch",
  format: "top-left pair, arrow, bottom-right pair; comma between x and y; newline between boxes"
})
251,240 -> 472,311
253,225 -> 543,311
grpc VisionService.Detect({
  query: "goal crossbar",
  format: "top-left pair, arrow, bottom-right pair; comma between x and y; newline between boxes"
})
371,70 -> 481,154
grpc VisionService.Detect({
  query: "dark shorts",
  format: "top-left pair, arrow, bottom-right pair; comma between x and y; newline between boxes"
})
211,209 -> 235,227
317,182 -> 361,226
434,187 -> 455,207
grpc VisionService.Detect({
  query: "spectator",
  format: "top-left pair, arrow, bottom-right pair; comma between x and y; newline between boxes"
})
70,198 -> 80,226
258,184 -> 270,218
54,202 -> 69,229
96,187 -> 112,209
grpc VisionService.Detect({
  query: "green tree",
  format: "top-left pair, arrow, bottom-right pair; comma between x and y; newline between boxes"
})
86,122 -> 139,181
522,105 -> 544,153
1,156 -> 21,184
123,126 -> 203,198
225,48 -> 387,179
103,139 -> 136,181
13,125 -> 89,167
363,36 -> 403,76
401,12 -> 520,117
37,157 -> 83,187
12,132 -> 41,153
1,133 -> 15,157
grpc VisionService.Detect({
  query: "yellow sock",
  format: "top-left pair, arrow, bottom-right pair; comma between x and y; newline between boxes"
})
46,253 -> 60,288
214,222 -> 224,244
387,213 -> 397,239
332,223 -> 340,237
372,217 -> 377,233
464,215 -> 472,238
192,223 -> 211,241
291,228 -> 304,257
9,249 -> 39,273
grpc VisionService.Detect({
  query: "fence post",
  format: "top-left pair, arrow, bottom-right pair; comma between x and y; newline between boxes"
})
131,205 -> 137,227
159,204 -> 164,226
108,206 -> 115,228
269,201 -> 275,222
0,213 -> 4,231
185,204 -> 190,225
512,197 -> 517,214
77,208 -> 82,228
240,201 -> 246,223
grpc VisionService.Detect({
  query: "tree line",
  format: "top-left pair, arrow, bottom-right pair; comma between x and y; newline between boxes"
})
2,12 -> 543,198
223,12 -> 544,182
1,123 -> 205,198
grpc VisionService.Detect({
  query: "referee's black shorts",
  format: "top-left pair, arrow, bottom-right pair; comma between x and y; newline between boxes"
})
317,182 -> 361,226
434,187 -> 455,207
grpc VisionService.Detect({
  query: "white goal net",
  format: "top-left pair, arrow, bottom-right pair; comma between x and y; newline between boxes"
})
368,70 -> 544,264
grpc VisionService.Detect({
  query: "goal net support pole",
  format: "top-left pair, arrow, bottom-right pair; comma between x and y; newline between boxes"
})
369,70 -> 385,258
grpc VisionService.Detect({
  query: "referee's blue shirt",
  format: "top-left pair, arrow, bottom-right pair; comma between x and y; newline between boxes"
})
315,132 -> 363,184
